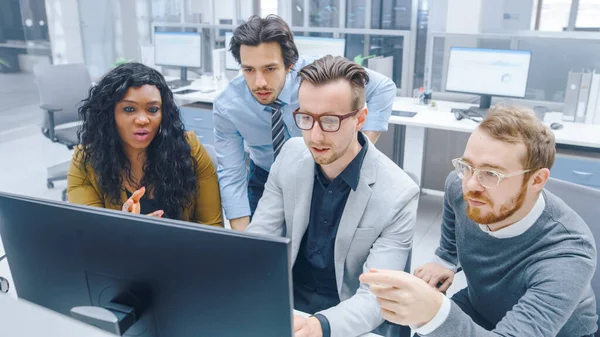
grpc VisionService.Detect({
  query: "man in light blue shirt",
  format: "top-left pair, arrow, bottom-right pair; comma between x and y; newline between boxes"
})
213,15 -> 397,230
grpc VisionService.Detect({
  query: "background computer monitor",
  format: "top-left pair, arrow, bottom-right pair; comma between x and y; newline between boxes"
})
154,30 -> 202,87
293,36 -> 346,63
0,193 -> 293,337
225,32 -> 239,71
445,47 -> 532,110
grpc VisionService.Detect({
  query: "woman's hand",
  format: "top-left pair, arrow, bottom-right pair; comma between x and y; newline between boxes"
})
121,187 -> 164,217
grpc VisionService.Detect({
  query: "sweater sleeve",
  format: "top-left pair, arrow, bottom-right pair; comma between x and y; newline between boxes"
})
434,172 -> 461,267
422,247 -> 596,337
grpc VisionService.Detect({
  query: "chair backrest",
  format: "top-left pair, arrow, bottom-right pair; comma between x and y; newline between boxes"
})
544,178 -> 600,324
33,63 -> 92,127
202,143 -> 218,168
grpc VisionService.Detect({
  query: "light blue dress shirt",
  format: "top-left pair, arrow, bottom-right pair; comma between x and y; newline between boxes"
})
213,58 -> 397,219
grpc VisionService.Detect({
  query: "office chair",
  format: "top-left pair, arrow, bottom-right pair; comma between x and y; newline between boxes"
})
544,178 -> 600,336
33,64 -> 92,201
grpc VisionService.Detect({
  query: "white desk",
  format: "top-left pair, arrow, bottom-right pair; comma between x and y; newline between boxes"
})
0,295 -> 116,337
166,76 -> 224,104
294,310 -> 381,336
389,97 -> 600,188
0,292 -> 380,337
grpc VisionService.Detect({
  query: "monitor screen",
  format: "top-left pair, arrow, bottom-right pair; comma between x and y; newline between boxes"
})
294,36 -> 346,63
225,32 -> 239,70
0,193 -> 293,337
445,47 -> 532,98
154,31 -> 202,68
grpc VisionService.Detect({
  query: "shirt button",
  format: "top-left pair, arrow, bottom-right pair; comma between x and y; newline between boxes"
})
317,250 -> 322,254
328,190 -> 333,195
324,220 -> 328,224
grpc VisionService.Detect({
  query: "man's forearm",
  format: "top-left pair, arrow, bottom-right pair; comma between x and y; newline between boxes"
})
230,216 -> 250,231
363,131 -> 382,144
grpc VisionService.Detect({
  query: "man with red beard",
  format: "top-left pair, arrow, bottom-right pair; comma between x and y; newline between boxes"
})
361,107 -> 597,337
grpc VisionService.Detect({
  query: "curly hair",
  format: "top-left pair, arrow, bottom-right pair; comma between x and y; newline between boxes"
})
77,62 -> 196,219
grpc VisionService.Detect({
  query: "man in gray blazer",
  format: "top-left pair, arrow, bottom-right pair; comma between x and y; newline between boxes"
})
246,55 -> 419,337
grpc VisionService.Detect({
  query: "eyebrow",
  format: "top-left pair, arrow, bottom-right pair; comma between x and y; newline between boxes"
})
120,100 -> 161,105
241,63 -> 279,69
461,157 -> 508,172
298,110 -> 341,116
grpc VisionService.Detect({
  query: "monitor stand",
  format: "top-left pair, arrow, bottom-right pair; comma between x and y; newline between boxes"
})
467,94 -> 492,118
167,67 -> 192,89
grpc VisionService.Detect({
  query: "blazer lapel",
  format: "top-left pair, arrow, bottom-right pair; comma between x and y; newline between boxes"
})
333,143 -> 378,295
291,152 -> 315,264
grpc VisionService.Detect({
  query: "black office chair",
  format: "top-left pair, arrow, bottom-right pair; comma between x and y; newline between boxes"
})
33,63 -> 92,201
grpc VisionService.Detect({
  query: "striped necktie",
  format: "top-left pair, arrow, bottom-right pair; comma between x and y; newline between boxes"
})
269,99 -> 285,159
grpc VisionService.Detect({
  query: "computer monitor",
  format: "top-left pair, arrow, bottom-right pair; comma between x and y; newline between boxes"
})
154,30 -> 203,88
293,36 -> 346,63
225,32 -> 239,71
445,47 -> 532,114
0,193 -> 293,337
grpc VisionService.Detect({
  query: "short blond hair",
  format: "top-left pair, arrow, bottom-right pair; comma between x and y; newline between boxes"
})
479,106 -> 556,177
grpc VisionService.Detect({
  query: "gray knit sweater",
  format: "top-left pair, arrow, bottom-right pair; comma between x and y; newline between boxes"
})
427,172 -> 597,337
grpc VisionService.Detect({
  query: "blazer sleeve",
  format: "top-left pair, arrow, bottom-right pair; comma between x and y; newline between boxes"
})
66,146 -> 105,207
244,141 -> 288,237
318,180 -> 420,337
187,132 -> 223,227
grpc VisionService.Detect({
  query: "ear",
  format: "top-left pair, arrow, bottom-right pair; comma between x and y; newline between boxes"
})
286,63 -> 293,74
356,106 -> 368,131
529,168 -> 550,193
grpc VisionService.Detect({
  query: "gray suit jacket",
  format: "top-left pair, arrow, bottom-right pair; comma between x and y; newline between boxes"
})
246,136 -> 419,337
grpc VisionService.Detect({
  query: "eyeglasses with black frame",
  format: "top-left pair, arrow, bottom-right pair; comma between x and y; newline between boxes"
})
293,108 -> 360,132
451,158 -> 531,189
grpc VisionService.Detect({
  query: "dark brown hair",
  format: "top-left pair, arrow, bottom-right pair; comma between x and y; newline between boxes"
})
297,55 -> 369,110
229,15 -> 299,69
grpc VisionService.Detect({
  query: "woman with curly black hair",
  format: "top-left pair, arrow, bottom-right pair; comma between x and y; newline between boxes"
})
67,62 -> 222,227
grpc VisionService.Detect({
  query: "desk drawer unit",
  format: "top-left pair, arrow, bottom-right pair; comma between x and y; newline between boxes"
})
193,127 -> 215,145
180,104 -> 215,145
551,154 -> 600,190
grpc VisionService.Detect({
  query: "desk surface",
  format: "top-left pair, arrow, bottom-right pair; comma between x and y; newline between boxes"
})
0,294 -> 380,337
390,97 -> 600,149
168,76 -> 224,103
0,295 -> 116,337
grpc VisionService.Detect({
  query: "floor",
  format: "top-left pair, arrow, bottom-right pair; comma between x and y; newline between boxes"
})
0,72 -> 467,302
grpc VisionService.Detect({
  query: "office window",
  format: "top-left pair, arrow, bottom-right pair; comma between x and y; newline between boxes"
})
292,0 -> 305,26
537,0 -> 571,31
371,0 -> 411,30
184,0 -> 211,23
346,0 -> 367,28
576,0 -> 600,30
261,0 -> 278,17
150,0 -> 182,23
310,0 -> 341,28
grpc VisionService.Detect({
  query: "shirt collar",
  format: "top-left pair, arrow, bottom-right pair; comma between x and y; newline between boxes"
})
478,193 -> 546,238
313,132 -> 368,191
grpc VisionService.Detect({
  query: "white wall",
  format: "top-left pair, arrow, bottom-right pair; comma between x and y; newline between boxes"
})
445,0 -> 482,34
480,0 -> 534,33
